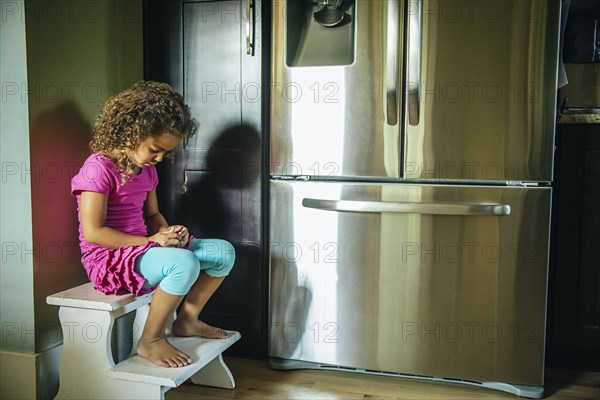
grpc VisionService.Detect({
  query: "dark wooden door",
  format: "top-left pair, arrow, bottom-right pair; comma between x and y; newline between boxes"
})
547,122 -> 600,370
144,0 -> 268,359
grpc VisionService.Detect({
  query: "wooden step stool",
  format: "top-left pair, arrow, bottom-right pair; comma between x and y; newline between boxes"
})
47,282 -> 240,400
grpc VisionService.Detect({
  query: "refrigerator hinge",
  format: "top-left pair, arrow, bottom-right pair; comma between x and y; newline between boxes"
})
506,181 -> 539,187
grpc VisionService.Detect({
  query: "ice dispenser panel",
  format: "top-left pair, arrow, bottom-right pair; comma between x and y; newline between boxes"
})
286,0 -> 355,67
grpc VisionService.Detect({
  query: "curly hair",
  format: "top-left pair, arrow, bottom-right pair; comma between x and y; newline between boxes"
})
90,81 -> 197,183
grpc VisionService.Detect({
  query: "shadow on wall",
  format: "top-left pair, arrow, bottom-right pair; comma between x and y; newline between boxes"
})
29,101 -> 91,349
181,124 -> 264,353
184,123 -> 261,237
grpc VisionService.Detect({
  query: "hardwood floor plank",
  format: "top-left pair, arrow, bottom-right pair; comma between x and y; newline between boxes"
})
166,358 -> 600,400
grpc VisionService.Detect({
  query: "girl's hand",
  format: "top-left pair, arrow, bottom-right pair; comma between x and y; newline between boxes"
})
149,231 -> 181,247
167,225 -> 190,248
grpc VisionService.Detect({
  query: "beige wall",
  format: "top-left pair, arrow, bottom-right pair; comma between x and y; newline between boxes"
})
1,0 -> 143,398
25,0 -> 144,121
559,63 -> 600,108
25,0 -> 144,355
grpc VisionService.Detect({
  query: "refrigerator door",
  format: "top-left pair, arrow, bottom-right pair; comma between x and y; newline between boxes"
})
404,0 -> 560,182
269,180 -> 550,385
271,0 -> 404,179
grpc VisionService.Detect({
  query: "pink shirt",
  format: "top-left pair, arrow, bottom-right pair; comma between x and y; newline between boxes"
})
71,153 -> 158,295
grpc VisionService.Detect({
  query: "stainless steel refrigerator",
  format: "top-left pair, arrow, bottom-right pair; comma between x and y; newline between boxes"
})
268,0 -> 561,397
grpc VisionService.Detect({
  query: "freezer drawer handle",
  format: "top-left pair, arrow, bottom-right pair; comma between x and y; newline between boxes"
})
302,198 -> 511,216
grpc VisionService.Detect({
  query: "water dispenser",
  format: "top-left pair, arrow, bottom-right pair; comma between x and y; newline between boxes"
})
286,0 -> 356,67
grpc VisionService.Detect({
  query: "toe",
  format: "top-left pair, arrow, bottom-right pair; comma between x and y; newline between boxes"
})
181,355 -> 190,366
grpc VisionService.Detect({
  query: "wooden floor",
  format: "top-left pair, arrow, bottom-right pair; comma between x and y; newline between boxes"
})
167,357 -> 600,400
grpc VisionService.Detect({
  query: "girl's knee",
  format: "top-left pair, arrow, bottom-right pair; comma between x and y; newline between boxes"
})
178,251 -> 201,285
221,240 -> 236,272
209,240 -> 236,277
161,251 -> 200,295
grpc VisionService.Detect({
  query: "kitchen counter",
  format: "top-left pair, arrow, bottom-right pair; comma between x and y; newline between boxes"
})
558,113 -> 600,124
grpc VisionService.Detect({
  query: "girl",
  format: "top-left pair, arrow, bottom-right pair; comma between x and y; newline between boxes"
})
71,81 -> 235,368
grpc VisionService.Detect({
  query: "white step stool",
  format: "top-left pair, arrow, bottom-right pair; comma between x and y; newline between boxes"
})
47,282 -> 240,400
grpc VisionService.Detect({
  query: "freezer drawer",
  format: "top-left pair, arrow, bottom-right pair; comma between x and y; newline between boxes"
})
269,180 -> 550,385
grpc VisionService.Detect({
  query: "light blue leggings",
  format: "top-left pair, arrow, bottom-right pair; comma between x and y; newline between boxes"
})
134,239 -> 235,296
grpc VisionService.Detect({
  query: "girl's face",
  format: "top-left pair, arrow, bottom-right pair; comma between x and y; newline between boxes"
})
129,132 -> 181,168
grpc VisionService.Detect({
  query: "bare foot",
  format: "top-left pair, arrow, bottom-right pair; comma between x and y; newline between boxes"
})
172,317 -> 229,339
136,337 -> 193,368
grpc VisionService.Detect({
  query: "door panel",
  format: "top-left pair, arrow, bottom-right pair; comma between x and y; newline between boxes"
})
269,180 -> 550,384
272,1 -> 560,183
405,0 -> 560,182
184,1 -> 242,150
271,0 -> 403,179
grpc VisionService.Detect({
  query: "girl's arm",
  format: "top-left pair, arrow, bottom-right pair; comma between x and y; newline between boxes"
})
144,189 -> 190,247
80,190 -> 179,249
143,189 -> 169,234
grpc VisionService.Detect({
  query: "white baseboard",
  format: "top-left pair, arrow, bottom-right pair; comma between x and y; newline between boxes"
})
0,344 -> 62,400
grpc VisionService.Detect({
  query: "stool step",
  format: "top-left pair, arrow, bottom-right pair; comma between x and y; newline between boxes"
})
47,282 -> 153,313
107,331 -> 241,388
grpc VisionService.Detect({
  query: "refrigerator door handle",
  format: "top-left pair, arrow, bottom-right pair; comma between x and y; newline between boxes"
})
386,0 -> 400,126
302,198 -> 511,216
246,0 -> 254,55
406,0 -> 422,126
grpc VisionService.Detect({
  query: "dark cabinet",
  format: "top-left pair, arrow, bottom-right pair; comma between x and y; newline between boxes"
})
144,0 -> 269,359
547,122 -> 600,370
